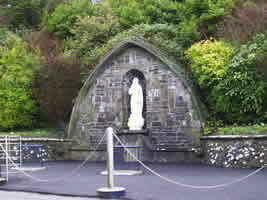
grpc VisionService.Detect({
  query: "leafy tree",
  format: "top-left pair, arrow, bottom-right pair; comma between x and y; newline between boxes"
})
36,56 -> 81,125
65,0 -> 121,57
214,33 -> 267,123
42,0 -> 99,38
6,0 -> 46,28
0,32 -> 41,130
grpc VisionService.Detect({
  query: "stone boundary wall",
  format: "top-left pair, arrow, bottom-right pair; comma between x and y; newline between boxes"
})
0,138 -> 73,162
200,135 -> 267,168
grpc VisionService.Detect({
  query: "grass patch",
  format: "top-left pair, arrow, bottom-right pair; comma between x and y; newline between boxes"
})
216,125 -> 267,135
0,128 -> 65,138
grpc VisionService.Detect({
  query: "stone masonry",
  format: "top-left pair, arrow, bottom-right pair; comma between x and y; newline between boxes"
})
68,41 -> 203,162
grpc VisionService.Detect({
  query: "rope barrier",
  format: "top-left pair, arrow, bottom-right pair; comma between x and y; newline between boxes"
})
113,132 -> 267,190
0,132 -> 107,183
0,130 -> 266,190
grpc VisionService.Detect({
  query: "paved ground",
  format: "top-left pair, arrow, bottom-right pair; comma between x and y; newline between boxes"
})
0,190 -> 100,200
0,161 -> 266,200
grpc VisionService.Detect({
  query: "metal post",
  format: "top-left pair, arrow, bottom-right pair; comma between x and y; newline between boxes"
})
19,136 -> 22,168
5,136 -> 8,182
107,127 -> 114,188
97,127 -> 125,198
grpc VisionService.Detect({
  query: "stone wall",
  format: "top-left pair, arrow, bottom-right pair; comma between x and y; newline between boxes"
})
201,135 -> 267,168
68,41 -> 203,162
0,138 -> 73,163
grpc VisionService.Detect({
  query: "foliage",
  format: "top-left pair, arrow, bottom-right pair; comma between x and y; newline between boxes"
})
43,0 -> 63,14
216,124 -> 267,135
42,0 -> 99,38
217,0 -> 267,45
36,55 -> 81,125
0,128 -> 65,138
0,27 -> 10,46
111,0 -> 182,29
185,39 -> 234,88
65,0 -> 121,57
71,24 -> 185,72
0,33 -> 41,130
186,31 -> 267,124
214,33 -> 267,123
111,0 -> 243,42
5,0 -> 47,28
25,30 -> 63,59
203,120 -> 224,135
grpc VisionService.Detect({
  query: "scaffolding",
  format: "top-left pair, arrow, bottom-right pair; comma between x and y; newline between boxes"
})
0,136 -> 22,181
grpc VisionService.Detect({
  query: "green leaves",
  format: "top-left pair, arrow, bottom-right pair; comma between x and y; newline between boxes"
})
42,0 -> 99,38
186,32 -> 266,124
6,0 -> 46,28
0,33 -> 40,130
66,0 -> 121,58
214,33 -> 267,123
185,39 -> 234,88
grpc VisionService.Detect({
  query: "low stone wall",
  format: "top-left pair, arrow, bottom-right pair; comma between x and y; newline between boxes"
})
3,136 -> 266,168
0,138 -> 73,162
21,138 -> 73,161
201,135 -> 267,168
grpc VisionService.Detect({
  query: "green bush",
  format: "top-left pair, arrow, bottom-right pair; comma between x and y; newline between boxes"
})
110,0 -> 245,47
214,33 -> 266,123
0,33 -> 41,130
186,33 -> 266,124
36,56 -> 81,125
111,0 -> 182,29
0,27 -> 10,46
65,0 -> 121,57
42,0 -> 99,38
6,0 -> 46,28
185,39 -> 234,89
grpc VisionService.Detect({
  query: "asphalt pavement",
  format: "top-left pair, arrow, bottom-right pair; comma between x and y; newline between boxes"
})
0,190 -> 100,200
0,161 -> 266,200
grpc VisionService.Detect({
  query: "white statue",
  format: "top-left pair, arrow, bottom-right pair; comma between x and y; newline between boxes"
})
127,78 -> 144,130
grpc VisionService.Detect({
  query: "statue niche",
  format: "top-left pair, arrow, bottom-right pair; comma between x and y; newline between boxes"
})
122,70 -> 146,131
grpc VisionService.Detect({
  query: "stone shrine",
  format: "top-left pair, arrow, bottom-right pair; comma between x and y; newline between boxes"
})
68,41 -> 204,162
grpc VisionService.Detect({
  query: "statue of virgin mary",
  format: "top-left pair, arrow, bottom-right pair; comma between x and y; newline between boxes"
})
127,78 -> 144,130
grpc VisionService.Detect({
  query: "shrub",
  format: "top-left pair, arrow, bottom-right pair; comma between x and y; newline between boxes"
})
0,27 -> 10,46
214,33 -> 267,123
112,0 -> 146,29
0,33 -> 41,130
65,0 -> 121,57
26,30 -> 63,59
42,0 -> 99,38
111,0 -> 182,29
7,0 -> 46,28
178,0 -> 243,40
217,0 -> 267,45
36,56 -> 81,126
185,39 -> 234,89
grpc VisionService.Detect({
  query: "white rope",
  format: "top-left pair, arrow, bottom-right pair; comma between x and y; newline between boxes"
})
0,132 -> 106,183
113,132 -> 267,190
